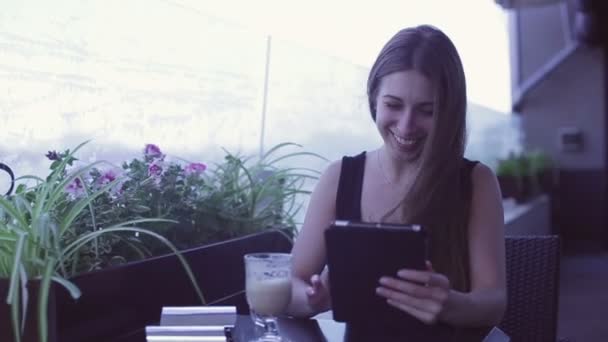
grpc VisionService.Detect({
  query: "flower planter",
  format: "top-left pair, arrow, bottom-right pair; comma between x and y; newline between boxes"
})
498,175 -> 523,202
55,229 -> 292,342
537,169 -> 557,195
0,281 -> 58,342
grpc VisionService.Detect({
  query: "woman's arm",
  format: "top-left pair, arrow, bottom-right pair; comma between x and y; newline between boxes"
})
286,160 -> 341,317
440,163 -> 507,326
376,163 -> 507,326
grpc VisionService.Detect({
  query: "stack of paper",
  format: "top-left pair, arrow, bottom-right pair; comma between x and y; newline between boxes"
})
145,306 -> 237,342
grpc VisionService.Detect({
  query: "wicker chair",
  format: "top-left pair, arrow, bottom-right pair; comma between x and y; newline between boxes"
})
500,235 -> 561,342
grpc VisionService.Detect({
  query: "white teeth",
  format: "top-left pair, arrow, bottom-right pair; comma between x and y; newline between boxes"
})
392,133 -> 418,146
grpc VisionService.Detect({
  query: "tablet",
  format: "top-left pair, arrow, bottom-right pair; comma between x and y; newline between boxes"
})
324,220 -> 428,328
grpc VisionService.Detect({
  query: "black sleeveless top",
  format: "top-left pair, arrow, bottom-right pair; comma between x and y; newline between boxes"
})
335,151 -> 479,221
334,152 -> 485,341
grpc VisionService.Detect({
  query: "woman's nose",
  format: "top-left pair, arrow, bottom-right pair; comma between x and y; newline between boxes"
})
396,108 -> 416,132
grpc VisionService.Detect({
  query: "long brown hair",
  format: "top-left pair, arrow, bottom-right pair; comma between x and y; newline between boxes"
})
367,25 -> 471,291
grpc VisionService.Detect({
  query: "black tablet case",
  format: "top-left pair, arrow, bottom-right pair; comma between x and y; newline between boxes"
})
324,221 -> 428,329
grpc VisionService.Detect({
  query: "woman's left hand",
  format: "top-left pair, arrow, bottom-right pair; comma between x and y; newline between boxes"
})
376,261 -> 451,325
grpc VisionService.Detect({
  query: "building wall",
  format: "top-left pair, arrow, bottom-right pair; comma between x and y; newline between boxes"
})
513,2 -> 606,244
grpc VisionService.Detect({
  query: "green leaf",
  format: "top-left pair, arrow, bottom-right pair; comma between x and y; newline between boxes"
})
57,177 -> 122,235
0,196 -> 29,232
51,276 -> 81,299
260,142 -> 302,161
61,226 -> 206,304
37,257 -> 55,342
267,151 -> 329,166
6,231 -> 26,305
14,174 -> 45,183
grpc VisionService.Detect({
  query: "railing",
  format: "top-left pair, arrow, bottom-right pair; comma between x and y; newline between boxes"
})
0,162 -> 14,195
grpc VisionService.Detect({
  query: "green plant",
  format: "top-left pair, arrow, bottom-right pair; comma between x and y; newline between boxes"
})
60,142 -> 325,261
496,152 -> 526,178
195,142 -> 325,237
0,142 -> 205,342
526,150 -> 553,175
497,150 -> 553,178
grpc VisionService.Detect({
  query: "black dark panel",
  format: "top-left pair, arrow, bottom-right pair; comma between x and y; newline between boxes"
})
556,169 -> 607,247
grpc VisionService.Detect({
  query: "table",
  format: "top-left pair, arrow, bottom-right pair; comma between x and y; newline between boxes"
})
230,315 -> 506,342
230,315 -> 332,341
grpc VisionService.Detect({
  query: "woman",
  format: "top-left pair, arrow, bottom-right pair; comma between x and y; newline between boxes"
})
286,25 -> 506,332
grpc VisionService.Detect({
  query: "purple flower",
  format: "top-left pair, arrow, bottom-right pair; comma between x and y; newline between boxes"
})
46,151 -> 59,161
184,162 -> 207,176
65,177 -> 85,199
148,162 -> 163,177
98,169 -> 119,186
96,168 -> 126,195
147,161 -> 163,187
144,144 -> 163,160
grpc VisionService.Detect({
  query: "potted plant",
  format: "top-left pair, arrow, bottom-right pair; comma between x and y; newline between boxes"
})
496,152 -> 528,203
51,142 -> 322,266
526,150 -> 556,196
50,141 -> 323,341
0,142 -> 204,342
2,141 -> 323,341
52,142 -> 322,341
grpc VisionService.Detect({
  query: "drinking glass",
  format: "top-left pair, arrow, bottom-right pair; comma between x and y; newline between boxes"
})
244,253 -> 292,342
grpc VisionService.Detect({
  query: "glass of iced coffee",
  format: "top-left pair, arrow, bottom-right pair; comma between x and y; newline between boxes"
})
244,253 -> 292,342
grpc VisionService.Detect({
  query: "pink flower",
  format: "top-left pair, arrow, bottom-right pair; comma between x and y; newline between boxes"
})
148,162 -> 163,177
184,162 -> 207,176
144,144 -> 163,160
97,168 -> 126,195
65,177 -> 85,199
98,169 -> 119,186
147,161 -> 163,187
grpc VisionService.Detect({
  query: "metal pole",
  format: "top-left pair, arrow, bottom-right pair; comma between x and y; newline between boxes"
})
259,35 -> 272,158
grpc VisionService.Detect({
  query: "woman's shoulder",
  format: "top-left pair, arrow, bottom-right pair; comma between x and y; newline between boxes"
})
323,151 -> 367,179
467,160 -> 499,189
342,151 -> 367,163
321,159 -> 342,183
462,158 -> 494,176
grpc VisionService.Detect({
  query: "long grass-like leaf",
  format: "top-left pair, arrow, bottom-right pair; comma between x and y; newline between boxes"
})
278,167 -> 323,175
13,196 -> 33,219
10,274 -> 21,342
44,160 -> 107,216
260,142 -> 302,161
266,151 -> 329,166
6,232 -> 26,304
0,197 -> 29,232
0,234 -> 18,242
51,276 -> 81,299
59,227 -> 206,304
14,175 -> 45,183
274,172 -> 319,181
58,177 -> 122,235
18,265 -> 28,336
109,234 -> 149,260
30,183 -> 51,233
105,218 -> 177,229
41,142 -> 101,213
37,257 -> 55,342
79,175 -> 100,261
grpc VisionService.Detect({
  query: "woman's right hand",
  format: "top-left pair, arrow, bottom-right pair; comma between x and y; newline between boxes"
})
305,270 -> 331,312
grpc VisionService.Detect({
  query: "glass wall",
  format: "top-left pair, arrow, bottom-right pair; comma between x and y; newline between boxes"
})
0,0 -> 521,222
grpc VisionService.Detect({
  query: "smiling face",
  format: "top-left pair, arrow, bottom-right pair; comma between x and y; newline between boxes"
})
375,70 -> 435,163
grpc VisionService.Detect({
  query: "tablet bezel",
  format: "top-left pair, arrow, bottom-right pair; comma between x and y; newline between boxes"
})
324,220 -> 428,326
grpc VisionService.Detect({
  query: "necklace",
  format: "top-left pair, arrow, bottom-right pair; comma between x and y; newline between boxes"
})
377,151 -> 394,185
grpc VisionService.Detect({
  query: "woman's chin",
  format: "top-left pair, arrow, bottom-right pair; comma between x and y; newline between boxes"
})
387,140 -> 424,162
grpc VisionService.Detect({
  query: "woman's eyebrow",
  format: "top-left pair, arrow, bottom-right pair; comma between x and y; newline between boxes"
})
381,95 -> 403,101
382,95 -> 434,106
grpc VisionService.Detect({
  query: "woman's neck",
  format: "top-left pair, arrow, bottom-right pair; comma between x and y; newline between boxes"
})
375,147 -> 418,186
